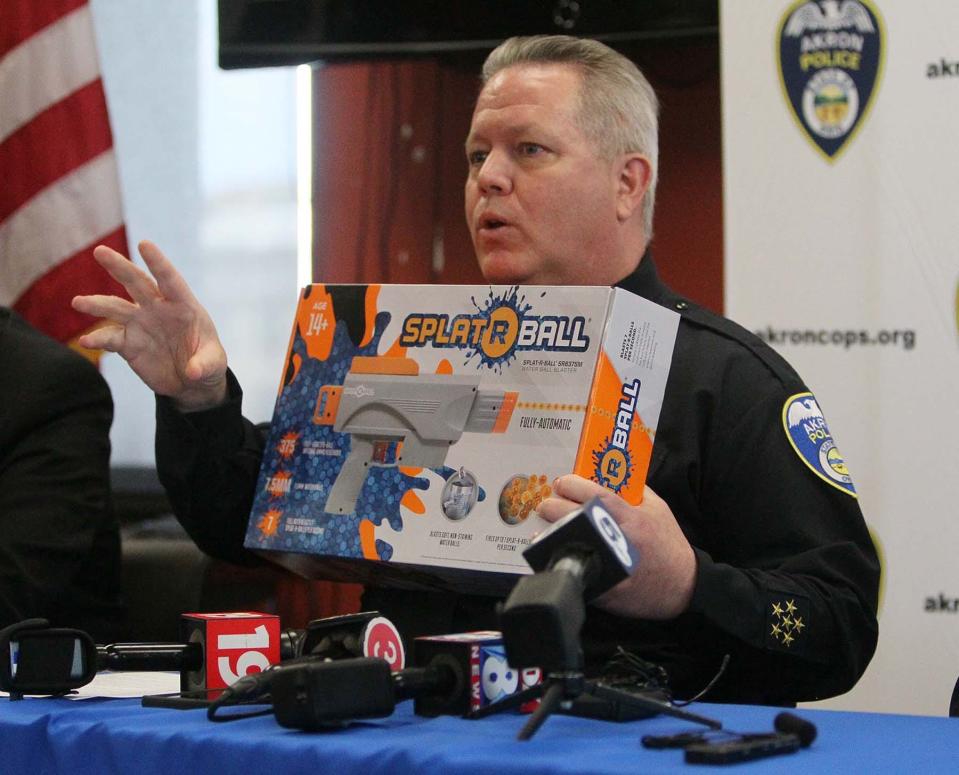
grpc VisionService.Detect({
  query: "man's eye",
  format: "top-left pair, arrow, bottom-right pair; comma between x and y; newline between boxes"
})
468,150 -> 488,165
518,143 -> 545,157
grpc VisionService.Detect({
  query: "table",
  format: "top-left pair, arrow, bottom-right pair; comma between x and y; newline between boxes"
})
0,693 -> 956,774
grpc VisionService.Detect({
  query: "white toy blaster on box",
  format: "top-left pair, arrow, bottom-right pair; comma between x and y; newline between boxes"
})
314,356 -> 517,514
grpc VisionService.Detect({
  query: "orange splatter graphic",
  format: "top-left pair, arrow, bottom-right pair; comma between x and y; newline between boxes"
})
296,286 -> 336,362
383,337 -> 407,359
359,518 -> 378,560
266,470 -> 293,499
258,509 -> 282,537
276,431 -> 299,459
360,285 -> 381,348
400,490 -> 426,514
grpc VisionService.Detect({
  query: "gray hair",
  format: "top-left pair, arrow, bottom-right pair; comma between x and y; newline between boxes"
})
481,35 -> 659,236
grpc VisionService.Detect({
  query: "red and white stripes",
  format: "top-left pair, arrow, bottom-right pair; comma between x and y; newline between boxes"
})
0,0 -> 128,343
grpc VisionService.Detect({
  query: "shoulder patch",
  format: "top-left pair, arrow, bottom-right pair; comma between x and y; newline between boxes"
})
782,392 -> 857,497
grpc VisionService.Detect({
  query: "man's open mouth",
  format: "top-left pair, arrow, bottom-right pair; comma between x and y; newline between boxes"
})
480,215 -> 508,230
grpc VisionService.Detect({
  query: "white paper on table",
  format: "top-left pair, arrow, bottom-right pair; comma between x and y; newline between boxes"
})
64,670 -> 181,699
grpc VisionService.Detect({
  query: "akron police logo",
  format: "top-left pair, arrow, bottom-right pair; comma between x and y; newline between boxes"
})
783,392 -> 857,497
778,0 -> 884,161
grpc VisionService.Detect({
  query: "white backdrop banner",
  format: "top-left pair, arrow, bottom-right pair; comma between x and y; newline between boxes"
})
721,0 -> 959,716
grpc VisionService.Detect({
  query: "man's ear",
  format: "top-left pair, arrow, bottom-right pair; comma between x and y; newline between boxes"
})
615,154 -> 653,222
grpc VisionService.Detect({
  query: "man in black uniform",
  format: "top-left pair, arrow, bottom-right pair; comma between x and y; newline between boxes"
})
73,36 -> 879,703
0,307 -> 125,642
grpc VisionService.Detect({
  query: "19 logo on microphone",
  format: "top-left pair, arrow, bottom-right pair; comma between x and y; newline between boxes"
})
181,612 -> 281,692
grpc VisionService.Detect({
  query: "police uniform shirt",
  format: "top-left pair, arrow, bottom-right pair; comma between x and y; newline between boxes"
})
588,251 -> 880,703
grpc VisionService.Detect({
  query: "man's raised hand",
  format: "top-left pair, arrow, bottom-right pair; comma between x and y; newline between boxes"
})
72,241 -> 229,411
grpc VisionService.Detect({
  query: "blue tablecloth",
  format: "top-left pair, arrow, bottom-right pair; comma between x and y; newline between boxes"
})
0,694 -> 956,774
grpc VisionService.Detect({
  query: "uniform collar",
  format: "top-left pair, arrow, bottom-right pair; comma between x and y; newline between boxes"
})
613,248 -> 673,306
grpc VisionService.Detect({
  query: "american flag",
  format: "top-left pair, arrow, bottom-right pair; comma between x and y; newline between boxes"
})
0,0 -> 129,345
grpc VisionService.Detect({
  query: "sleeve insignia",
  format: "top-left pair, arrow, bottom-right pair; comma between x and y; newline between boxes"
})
782,392 -> 857,498
766,594 -> 809,654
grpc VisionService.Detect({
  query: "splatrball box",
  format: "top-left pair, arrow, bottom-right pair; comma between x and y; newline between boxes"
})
244,284 -> 678,594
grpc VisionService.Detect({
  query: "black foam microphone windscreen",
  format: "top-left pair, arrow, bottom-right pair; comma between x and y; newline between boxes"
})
271,657 -> 396,730
774,711 -> 817,747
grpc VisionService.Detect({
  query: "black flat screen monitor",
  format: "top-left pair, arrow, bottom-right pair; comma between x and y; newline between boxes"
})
217,0 -> 718,69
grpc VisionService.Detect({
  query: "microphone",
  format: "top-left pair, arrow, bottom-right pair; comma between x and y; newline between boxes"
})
178,612 -> 284,694
267,657 -> 475,729
0,613 -> 286,699
97,641 -> 203,672
299,611 -> 405,670
523,494 -> 638,598
483,497 -> 724,739
95,612 -> 295,697
202,612 -> 405,721
412,631 -> 539,716
270,657 -> 395,729
2,611 -> 403,704
501,495 -> 637,671
774,712 -> 817,747
267,632 -> 537,729
179,610 -> 403,695
0,619 -> 98,698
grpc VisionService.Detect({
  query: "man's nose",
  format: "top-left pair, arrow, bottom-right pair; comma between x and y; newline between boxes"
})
476,152 -> 513,196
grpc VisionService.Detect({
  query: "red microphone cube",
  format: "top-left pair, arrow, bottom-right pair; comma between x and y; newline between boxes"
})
180,612 -> 281,694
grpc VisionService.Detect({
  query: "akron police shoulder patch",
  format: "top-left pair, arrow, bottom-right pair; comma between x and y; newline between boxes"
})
778,0 -> 884,161
783,392 -> 857,497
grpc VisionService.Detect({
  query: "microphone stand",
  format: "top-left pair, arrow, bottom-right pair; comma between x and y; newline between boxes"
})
469,557 -> 722,741
469,667 -> 721,741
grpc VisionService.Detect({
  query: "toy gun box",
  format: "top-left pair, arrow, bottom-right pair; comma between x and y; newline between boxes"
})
244,284 -> 678,595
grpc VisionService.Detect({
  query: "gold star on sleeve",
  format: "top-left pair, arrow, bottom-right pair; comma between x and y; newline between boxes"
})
765,593 -> 808,653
